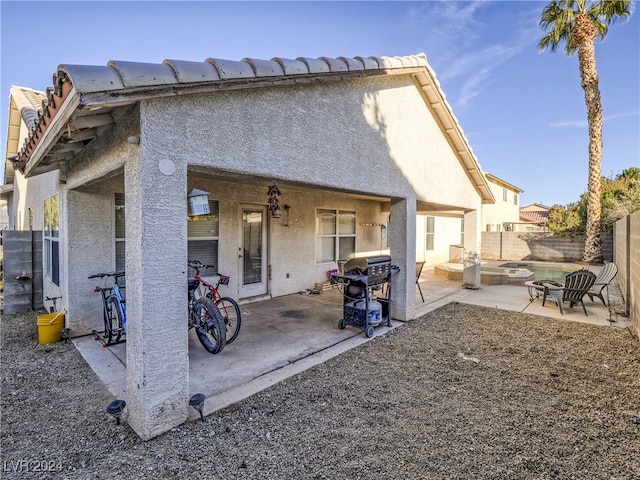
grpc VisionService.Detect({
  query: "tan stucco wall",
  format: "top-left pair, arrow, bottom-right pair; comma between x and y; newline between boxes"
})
482,178 -> 520,231
145,75 -> 482,211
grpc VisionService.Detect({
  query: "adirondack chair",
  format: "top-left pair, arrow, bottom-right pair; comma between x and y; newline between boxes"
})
542,270 -> 597,316
586,262 -> 618,307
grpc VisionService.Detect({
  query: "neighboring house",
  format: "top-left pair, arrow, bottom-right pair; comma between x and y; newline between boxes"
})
482,173 -> 523,232
519,203 -> 551,231
3,53 -> 494,438
0,198 -> 8,230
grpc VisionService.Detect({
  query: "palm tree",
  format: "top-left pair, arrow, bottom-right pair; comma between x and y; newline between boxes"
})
538,0 -> 633,264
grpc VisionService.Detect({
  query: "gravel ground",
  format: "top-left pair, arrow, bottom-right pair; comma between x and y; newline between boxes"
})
2,303 -> 639,479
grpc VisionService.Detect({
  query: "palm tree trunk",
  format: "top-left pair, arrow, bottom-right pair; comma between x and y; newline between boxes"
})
576,13 -> 603,264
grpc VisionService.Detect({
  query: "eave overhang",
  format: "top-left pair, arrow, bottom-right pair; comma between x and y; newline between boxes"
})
485,173 -> 524,194
12,53 -> 495,204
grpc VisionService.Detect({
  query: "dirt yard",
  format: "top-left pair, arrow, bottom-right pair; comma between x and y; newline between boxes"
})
1,303 -> 639,479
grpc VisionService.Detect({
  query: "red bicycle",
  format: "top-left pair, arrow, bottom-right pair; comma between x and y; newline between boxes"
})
188,260 -> 242,344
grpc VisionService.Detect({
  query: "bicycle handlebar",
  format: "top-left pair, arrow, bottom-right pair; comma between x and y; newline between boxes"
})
188,261 -> 229,286
88,272 -> 125,279
188,260 -> 214,269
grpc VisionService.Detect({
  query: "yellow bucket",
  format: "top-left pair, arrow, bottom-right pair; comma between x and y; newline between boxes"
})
37,311 -> 65,344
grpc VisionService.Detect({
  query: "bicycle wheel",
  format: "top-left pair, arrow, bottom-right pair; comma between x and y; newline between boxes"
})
215,297 -> 242,344
192,298 -> 226,354
105,295 -> 124,344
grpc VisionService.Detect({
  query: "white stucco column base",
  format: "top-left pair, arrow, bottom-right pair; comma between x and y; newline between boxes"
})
389,197 -> 417,321
463,209 -> 481,289
125,151 -> 189,440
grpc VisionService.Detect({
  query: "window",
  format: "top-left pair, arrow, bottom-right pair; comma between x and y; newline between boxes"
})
425,216 -> 435,251
513,193 -> 518,205
44,194 -> 60,286
502,188 -> 507,202
315,209 -> 356,263
188,200 -> 220,268
460,218 -> 464,246
486,224 -> 492,232
114,195 -> 220,273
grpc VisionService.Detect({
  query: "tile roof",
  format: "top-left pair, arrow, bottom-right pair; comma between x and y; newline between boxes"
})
4,87 -> 47,184
520,209 -> 549,224
10,55 -> 427,172
60,54 -> 428,94
521,203 -> 551,211
6,52 -> 494,203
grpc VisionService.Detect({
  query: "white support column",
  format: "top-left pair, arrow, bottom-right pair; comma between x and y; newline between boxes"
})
389,197 -> 417,321
124,149 -> 189,440
463,209 -> 481,289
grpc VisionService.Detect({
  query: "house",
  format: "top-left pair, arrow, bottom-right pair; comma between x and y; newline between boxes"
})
3,53 -> 494,438
481,173 -> 523,232
519,203 -> 551,231
0,198 -> 8,230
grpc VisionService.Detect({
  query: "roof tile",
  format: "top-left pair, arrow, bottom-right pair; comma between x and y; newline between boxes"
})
319,56 -> 349,72
271,57 -> 309,75
164,59 -> 220,83
353,56 -> 379,70
205,58 -> 255,79
375,56 -> 404,68
242,58 -> 285,77
297,57 -> 331,74
107,60 -> 176,88
338,56 -> 365,71
57,64 -> 124,92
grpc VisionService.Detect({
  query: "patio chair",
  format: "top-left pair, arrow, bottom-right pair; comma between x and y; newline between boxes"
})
586,262 -> 618,307
542,270 -> 597,316
416,262 -> 425,302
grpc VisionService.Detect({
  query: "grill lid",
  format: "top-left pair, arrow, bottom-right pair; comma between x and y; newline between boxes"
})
344,255 -> 391,276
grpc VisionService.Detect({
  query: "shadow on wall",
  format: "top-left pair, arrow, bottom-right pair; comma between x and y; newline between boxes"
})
481,231 -> 613,263
1,230 -> 44,314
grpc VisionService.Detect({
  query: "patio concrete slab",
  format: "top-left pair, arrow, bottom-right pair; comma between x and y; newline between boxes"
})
73,266 -> 630,422
457,284 -> 627,327
73,288 -> 399,420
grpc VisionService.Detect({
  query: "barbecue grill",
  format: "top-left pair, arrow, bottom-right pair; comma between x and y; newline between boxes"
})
331,255 -> 400,337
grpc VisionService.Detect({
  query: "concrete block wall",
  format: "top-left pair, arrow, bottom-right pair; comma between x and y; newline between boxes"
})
630,212 -> 640,338
2,231 -> 34,314
481,232 -> 613,262
614,215 -> 628,309
615,211 -> 639,338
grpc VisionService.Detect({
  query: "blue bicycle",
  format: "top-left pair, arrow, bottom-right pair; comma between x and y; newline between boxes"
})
89,271 -> 126,346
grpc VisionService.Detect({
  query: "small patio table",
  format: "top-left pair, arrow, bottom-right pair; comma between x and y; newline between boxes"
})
524,280 -> 563,302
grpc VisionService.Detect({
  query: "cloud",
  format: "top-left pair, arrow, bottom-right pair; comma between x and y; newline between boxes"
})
454,44 -> 520,107
549,111 -> 640,128
410,2 -> 541,110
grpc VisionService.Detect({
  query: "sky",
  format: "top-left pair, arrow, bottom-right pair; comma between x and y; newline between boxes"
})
1,0 -> 638,207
